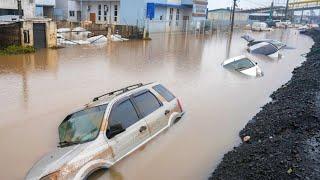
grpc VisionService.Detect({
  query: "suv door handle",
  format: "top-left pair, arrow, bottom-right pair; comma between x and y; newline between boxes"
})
139,126 -> 147,133
165,110 -> 170,115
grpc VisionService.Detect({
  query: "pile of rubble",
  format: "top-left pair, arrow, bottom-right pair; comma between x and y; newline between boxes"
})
57,27 -> 128,46
210,29 -> 320,179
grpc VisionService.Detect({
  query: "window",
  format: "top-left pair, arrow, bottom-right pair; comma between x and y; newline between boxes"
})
114,5 -> 118,22
58,104 -> 107,145
176,9 -> 180,26
23,30 -> 30,43
98,4 -> 101,21
104,5 -> 108,21
109,99 -> 139,130
153,85 -> 176,102
169,8 -> 174,26
69,11 -> 75,17
134,91 -> 161,117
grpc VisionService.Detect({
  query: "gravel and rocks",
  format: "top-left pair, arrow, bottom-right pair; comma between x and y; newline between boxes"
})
210,29 -> 320,180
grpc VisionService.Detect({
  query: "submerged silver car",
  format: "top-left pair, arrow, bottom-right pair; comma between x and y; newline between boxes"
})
26,83 -> 184,180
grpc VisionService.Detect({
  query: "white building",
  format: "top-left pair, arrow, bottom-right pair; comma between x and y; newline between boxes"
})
207,8 -> 249,22
55,0 -> 120,24
35,0 -> 56,18
0,0 -> 35,21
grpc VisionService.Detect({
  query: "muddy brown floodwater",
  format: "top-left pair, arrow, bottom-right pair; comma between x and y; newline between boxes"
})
0,29 -> 313,180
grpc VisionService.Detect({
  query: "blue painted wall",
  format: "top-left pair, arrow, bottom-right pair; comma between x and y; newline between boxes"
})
120,0 -> 146,26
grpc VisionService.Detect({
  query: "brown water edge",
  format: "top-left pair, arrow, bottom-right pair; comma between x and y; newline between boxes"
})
0,29 -> 313,180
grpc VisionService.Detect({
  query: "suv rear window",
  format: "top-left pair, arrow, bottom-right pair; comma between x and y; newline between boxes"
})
153,84 -> 175,102
134,91 -> 161,117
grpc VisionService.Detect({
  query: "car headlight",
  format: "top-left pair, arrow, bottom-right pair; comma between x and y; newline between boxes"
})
40,171 -> 60,180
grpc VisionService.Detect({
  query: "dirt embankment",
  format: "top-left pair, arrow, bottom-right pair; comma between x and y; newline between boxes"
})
210,29 -> 320,180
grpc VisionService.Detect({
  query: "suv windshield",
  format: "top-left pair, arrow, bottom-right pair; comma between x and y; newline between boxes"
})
225,58 -> 255,71
58,104 -> 107,147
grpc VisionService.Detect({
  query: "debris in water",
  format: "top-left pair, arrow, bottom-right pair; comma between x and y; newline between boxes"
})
243,136 -> 251,142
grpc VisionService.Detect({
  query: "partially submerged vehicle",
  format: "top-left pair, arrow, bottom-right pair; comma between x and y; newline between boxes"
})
248,42 -> 280,57
241,35 -> 286,50
223,55 -> 263,77
251,22 -> 271,31
26,83 -> 184,180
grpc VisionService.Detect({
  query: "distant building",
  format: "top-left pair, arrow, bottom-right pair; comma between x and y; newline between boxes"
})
55,0 -> 207,26
55,0 -> 120,24
249,13 -> 284,21
35,0 -> 56,18
120,0 -> 208,26
0,1 -> 57,49
207,8 -> 249,22
0,0 -> 35,21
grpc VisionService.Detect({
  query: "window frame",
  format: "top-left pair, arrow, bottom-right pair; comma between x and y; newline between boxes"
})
131,90 -> 163,118
107,96 -> 143,132
58,104 -> 108,145
69,11 -> 75,17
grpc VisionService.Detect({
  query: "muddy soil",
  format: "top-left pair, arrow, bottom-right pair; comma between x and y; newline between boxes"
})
210,29 -> 320,180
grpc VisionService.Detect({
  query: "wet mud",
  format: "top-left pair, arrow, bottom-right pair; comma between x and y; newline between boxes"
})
210,29 -> 320,180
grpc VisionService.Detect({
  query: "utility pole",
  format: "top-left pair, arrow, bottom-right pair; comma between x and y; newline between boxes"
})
230,0 -> 237,34
80,0 -> 83,21
269,1 -> 274,20
284,0 -> 290,20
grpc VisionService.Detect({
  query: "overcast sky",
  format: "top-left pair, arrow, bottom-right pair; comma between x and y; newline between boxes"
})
207,0 -> 283,10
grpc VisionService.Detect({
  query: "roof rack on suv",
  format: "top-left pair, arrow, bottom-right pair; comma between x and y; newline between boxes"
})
92,83 -> 151,102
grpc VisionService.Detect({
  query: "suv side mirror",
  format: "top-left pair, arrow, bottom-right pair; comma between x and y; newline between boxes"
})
106,123 -> 125,139
255,62 -> 258,65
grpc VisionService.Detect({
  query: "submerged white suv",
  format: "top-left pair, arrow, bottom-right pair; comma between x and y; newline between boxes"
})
26,83 -> 184,180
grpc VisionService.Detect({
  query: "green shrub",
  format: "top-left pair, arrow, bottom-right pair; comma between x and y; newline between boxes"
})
0,45 -> 36,55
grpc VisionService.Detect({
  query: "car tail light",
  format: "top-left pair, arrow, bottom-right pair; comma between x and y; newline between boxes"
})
177,99 -> 183,112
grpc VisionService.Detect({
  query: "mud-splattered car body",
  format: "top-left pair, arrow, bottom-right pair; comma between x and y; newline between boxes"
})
26,83 -> 184,180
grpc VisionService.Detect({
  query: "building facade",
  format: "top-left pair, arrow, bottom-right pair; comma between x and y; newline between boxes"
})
55,0 -> 120,24
0,0 -> 35,21
120,0 -> 208,26
35,0 -> 56,18
55,0 -> 207,27
207,8 -> 249,22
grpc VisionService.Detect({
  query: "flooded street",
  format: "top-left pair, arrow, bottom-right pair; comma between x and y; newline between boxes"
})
0,29 -> 313,180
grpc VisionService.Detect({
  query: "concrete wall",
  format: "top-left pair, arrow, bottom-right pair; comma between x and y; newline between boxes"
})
120,0 -> 146,26
67,0 -> 79,22
0,0 -> 18,9
0,0 -> 36,19
21,19 -> 57,48
148,6 -> 192,33
23,1 -> 36,19
55,0 -> 69,20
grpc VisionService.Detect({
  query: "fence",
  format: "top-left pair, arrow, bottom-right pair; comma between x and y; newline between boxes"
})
0,22 -> 21,49
56,21 -> 143,39
146,19 -> 252,34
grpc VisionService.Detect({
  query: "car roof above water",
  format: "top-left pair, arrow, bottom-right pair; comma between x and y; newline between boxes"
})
223,55 -> 248,65
79,82 -> 160,112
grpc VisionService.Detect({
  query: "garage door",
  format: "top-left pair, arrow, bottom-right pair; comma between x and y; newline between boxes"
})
33,23 -> 46,49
